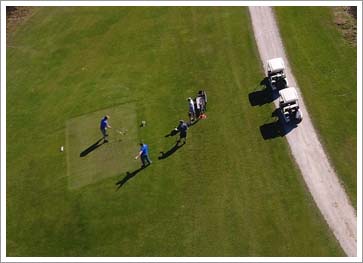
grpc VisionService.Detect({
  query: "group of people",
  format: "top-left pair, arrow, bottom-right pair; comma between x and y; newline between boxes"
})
187,90 -> 208,124
98,90 -> 207,168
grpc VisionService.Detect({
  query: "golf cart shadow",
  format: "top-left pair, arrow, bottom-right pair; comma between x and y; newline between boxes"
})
260,109 -> 297,140
248,77 -> 279,106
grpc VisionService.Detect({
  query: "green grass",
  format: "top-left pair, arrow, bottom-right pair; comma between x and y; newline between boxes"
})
275,7 -> 357,206
67,104 -> 139,189
7,7 -> 343,256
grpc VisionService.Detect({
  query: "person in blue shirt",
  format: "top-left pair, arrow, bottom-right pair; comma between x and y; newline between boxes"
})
135,143 -> 152,167
100,115 -> 112,143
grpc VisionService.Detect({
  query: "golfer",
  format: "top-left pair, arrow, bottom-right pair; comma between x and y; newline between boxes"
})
135,143 -> 152,167
176,120 -> 188,144
100,115 -> 112,143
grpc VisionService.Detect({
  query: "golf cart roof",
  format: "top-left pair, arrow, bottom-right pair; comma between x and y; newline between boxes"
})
267,57 -> 285,73
279,87 -> 299,104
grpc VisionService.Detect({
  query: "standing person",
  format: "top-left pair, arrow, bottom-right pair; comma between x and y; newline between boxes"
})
135,143 -> 152,167
187,97 -> 196,123
195,95 -> 205,116
100,115 -> 112,143
198,90 -> 207,111
195,96 -> 201,118
176,120 -> 188,145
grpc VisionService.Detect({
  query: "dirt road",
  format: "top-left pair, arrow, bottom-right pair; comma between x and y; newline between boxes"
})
248,7 -> 357,256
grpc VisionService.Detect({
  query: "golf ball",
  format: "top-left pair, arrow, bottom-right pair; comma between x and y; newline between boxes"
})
60,146 -> 64,152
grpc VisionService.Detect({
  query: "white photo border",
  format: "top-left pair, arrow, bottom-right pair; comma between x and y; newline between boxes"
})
1,1 -> 362,262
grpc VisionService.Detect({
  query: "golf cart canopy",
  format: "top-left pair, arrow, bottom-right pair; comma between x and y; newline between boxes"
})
279,87 -> 299,104
267,57 -> 285,74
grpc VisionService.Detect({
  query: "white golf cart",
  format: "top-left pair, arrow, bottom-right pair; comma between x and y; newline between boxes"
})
267,57 -> 288,90
278,87 -> 303,123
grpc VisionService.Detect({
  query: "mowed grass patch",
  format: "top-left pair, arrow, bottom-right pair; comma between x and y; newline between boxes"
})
275,7 -> 357,206
67,104 -> 139,189
7,7 -> 343,256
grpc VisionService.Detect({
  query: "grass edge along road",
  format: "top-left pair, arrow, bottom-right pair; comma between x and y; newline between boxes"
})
275,7 -> 357,207
7,6 -> 344,256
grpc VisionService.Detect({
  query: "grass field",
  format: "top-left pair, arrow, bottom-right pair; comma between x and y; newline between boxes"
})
6,7 -> 344,256
275,7 -> 357,206
66,104 -> 139,189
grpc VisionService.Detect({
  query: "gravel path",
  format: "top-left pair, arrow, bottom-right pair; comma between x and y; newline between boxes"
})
248,6 -> 357,256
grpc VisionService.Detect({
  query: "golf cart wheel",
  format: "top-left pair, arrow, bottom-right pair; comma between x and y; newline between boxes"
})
295,110 -> 303,124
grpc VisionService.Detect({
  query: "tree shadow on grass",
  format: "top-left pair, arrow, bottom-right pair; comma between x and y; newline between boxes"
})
80,138 -> 104,157
115,166 -> 146,190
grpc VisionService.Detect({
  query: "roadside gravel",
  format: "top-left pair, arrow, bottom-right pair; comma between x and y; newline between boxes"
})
248,6 -> 357,256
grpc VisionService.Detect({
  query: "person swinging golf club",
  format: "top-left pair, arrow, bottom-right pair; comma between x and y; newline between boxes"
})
100,115 -> 112,143
135,142 -> 152,168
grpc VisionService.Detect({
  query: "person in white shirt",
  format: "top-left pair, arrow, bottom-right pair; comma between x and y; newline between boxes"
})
187,97 -> 196,123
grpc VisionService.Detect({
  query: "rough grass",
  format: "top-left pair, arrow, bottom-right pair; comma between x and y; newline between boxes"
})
332,6 -> 357,46
6,7 -> 343,256
275,7 -> 357,207
6,6 -> 35,45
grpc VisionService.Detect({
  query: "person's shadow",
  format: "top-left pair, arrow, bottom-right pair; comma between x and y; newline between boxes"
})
80,138 -> 104,157
115,166 -> 145,190
158,142 -> 185,160
187,118 -> 200,127
165,128 -> 179,138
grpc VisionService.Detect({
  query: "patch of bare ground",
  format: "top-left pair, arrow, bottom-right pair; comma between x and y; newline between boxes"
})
332,6 -> 357,46
6,6 -> 35,45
